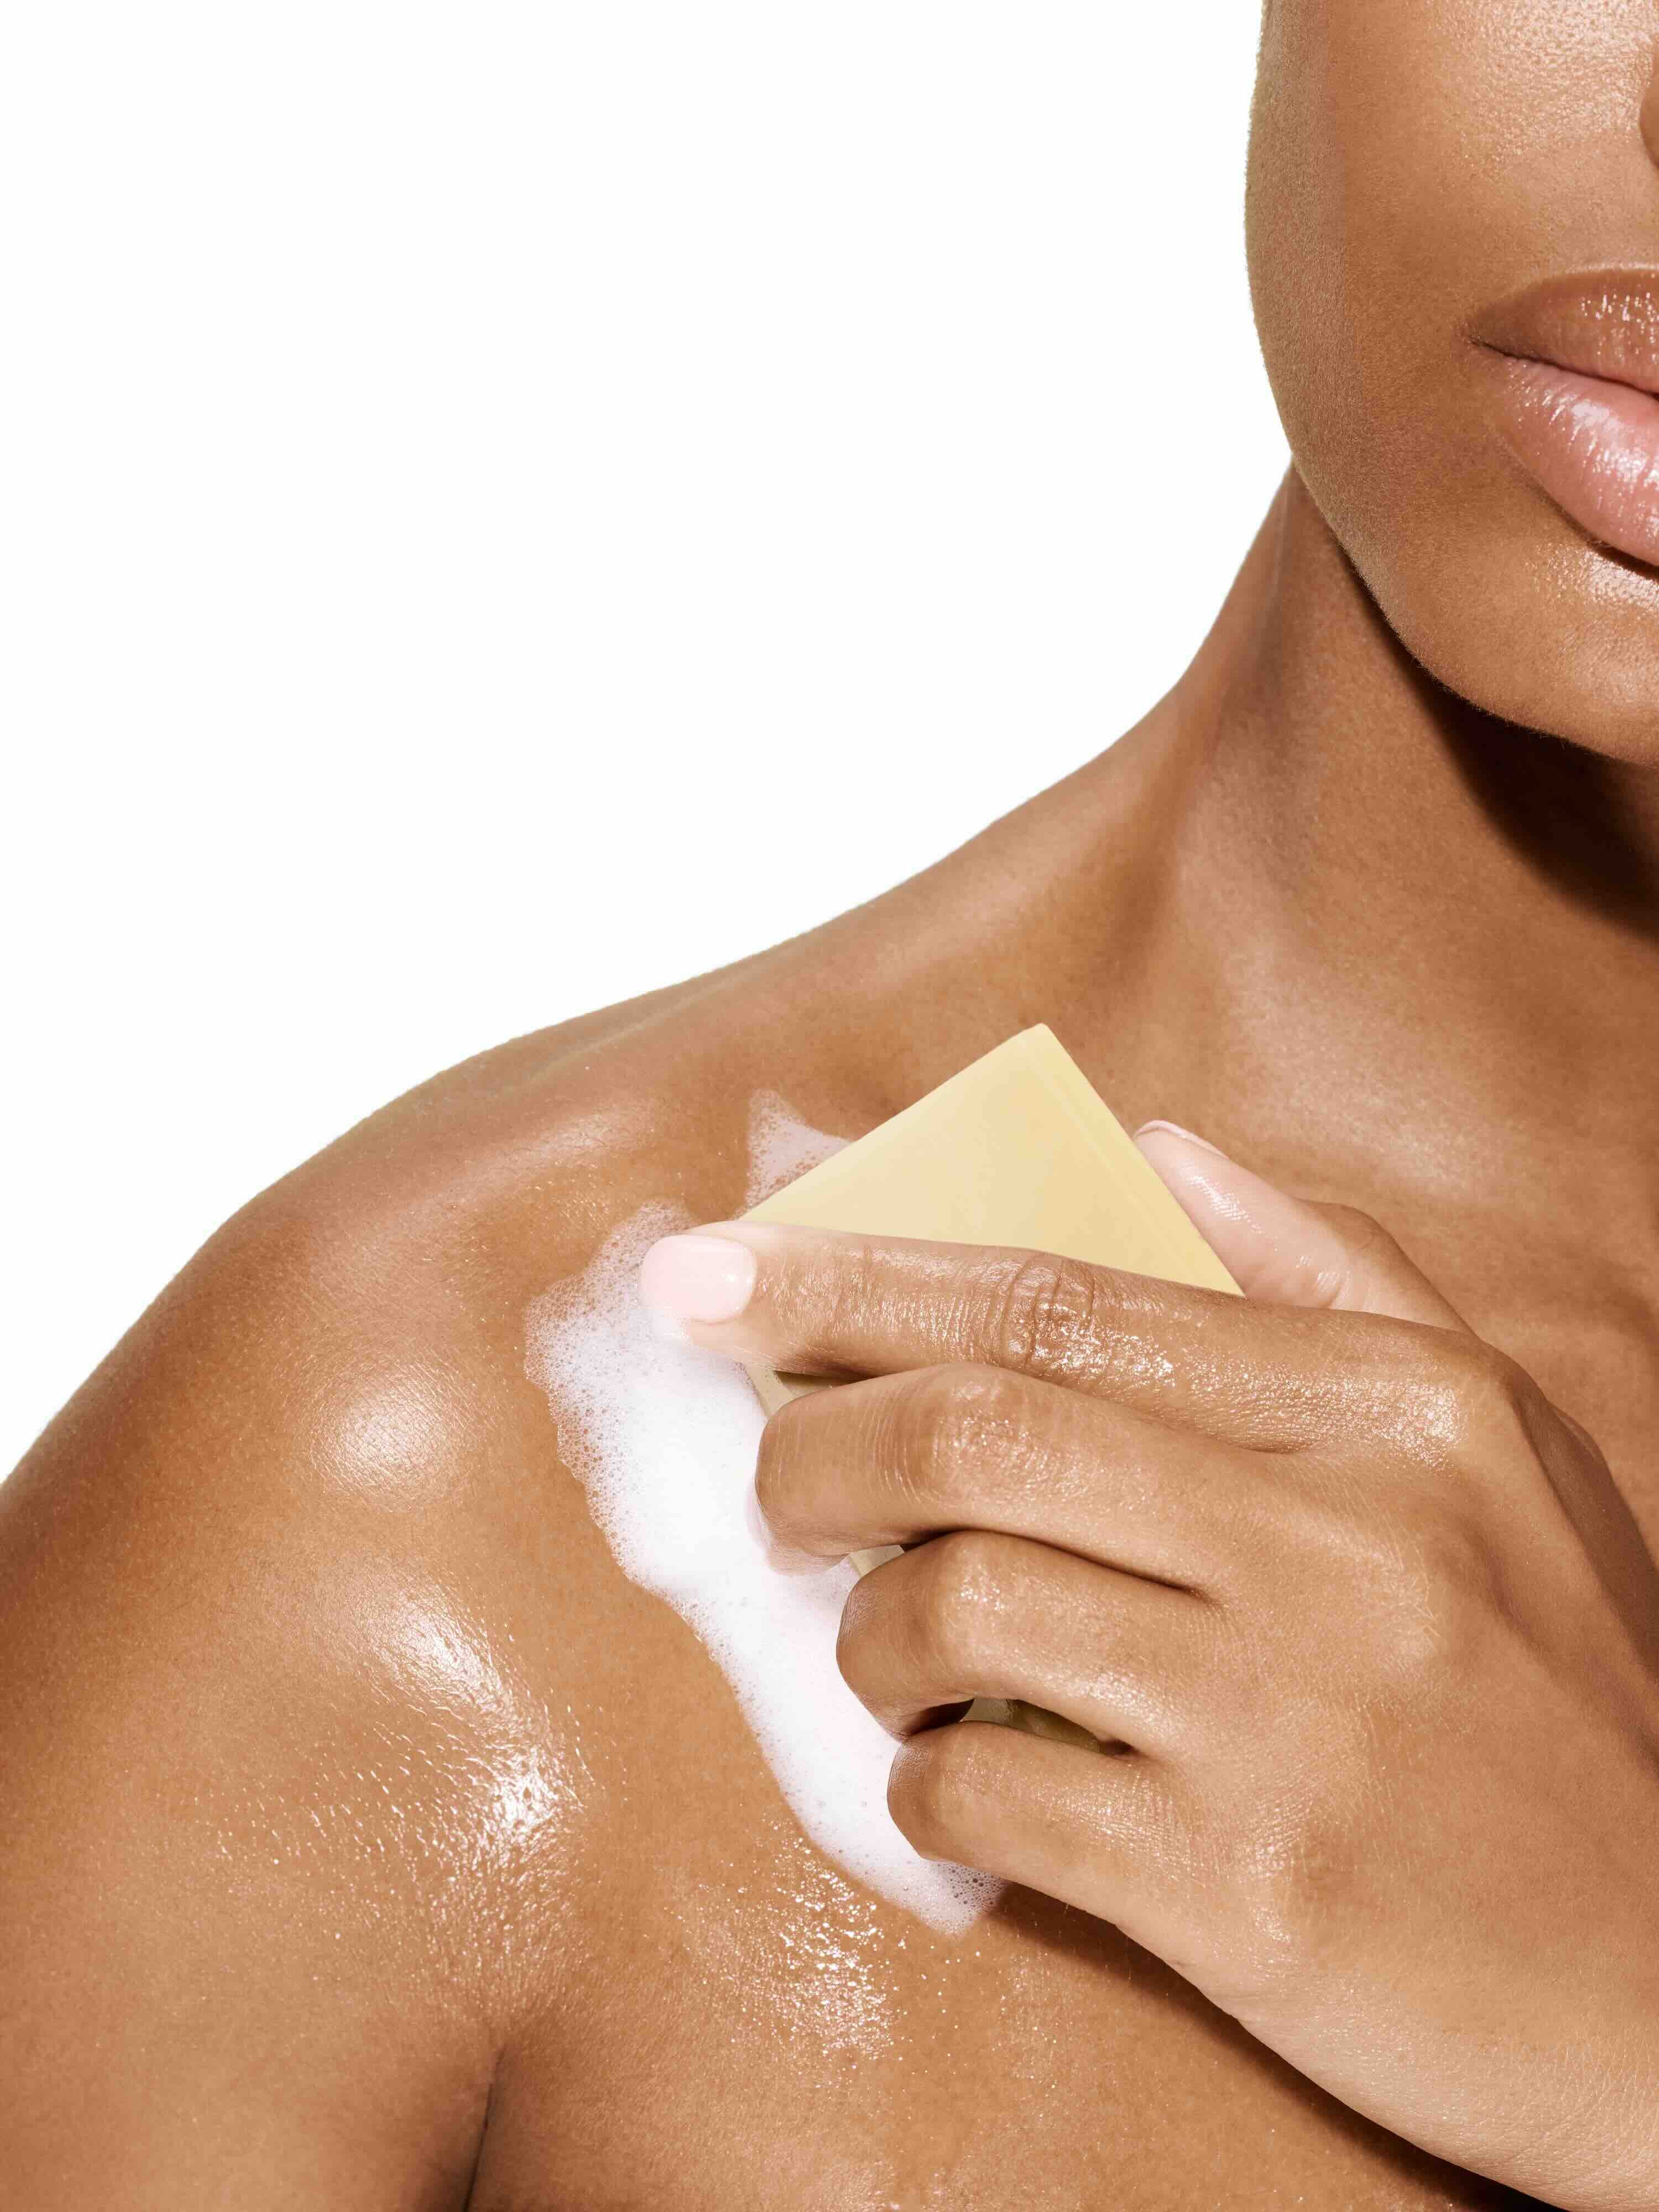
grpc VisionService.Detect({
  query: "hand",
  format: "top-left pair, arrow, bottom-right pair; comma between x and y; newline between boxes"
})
639,1128 -> 1659,2210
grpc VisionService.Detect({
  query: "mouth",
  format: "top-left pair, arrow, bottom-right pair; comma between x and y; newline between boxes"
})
1471,270 -> 1659,570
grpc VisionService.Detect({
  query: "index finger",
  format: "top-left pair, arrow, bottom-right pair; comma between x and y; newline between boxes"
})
637,1221 -> 1454,1451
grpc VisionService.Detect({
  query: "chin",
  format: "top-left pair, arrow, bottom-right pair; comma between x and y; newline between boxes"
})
1404,563 -> 1659,767
1342,481 -> 1659,767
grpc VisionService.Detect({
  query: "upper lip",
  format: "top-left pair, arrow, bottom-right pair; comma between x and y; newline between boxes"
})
1470,269 -> 1659,397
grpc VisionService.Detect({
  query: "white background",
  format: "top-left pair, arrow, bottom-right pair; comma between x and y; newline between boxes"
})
2,4 -> 1285,1474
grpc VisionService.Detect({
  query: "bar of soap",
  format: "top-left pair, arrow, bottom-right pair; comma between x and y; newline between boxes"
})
743,1023 -> 1239,1750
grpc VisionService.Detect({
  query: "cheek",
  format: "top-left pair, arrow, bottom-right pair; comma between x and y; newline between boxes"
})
1249,0 -> 1659,758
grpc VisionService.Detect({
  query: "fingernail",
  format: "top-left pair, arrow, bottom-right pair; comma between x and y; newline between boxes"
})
639,1231 -> 757,1325
1134,1118 -> 1230,1160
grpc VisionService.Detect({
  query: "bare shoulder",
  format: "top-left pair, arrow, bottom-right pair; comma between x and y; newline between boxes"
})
0,971 -> 863,2205
0,892 -> 1535,2212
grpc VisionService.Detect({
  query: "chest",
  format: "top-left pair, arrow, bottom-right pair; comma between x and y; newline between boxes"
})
479,1183 -> 1646,2211
467,1776 -> 1522,2211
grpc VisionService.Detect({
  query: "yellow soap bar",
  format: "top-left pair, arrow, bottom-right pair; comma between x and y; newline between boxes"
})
743,1023 -> 1239,1750
745,1023 -> 1238,1414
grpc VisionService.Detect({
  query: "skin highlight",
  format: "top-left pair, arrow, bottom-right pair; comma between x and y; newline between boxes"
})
4,3 -> 1659,2205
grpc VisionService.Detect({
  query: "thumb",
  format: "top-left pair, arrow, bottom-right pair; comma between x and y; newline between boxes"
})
1134,1120 -> 1470,1333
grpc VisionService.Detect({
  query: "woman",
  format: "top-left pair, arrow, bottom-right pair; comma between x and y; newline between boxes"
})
3,4 -> 1656,2205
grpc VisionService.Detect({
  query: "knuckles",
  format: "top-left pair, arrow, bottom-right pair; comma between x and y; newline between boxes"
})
886,1720 -> 1001,1864
1308,1199 -> 1389,1246
894,1362 -> 1037,1508
757,1361 -> 1051,1558
1309,1200 -> 1407,1282
837,1527 -> 1011,1716
1251,1480 -> 1502,1740
905,1527 -> 1010,1681
1407,1330 -> 1550,1472
973,1250 -> 1114,1383
1261,1332 -> 1543,1695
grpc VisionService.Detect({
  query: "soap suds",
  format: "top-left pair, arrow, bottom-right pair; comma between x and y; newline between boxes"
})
744,1089 -> 849,1207
524,1102 -> 998,1934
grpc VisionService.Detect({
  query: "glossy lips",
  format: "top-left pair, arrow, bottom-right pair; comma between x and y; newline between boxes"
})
1474,272 -> 1659,568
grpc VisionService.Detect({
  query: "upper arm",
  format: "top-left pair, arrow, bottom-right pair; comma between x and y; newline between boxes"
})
0,1194 -> 577,2208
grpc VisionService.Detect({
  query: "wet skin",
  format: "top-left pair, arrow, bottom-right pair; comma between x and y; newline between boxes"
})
8,1 -> 1659,2204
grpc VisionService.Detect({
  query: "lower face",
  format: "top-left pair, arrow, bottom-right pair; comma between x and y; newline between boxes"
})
1248,0 -> 1659,761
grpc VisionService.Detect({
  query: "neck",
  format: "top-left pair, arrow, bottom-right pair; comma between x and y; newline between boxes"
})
1046,473 -> 1659,1233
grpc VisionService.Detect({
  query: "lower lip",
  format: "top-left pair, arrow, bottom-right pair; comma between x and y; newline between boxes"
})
1484,354 -> 1659,568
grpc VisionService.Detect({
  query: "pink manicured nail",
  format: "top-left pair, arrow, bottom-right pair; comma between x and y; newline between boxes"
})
1134,1118 -> 1229,1159
639,1232 -> 757,1324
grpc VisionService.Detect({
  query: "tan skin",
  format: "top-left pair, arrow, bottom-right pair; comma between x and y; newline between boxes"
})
6,2 -> 1659,2204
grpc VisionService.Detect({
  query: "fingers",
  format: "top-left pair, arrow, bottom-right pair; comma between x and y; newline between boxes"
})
757,1361 -> 1267,1592
838,1529 -> 1214,1749
888,1720 -> 1206,1973
1133,1122 -> 1470,1332
638,1217 -> 1454,1451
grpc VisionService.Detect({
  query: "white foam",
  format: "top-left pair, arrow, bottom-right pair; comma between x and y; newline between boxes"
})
744,1089 -> 849,1207
524,1106 -> 1000,1935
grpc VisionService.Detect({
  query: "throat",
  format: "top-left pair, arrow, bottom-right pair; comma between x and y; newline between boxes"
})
1023,474 -> 1659,1250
